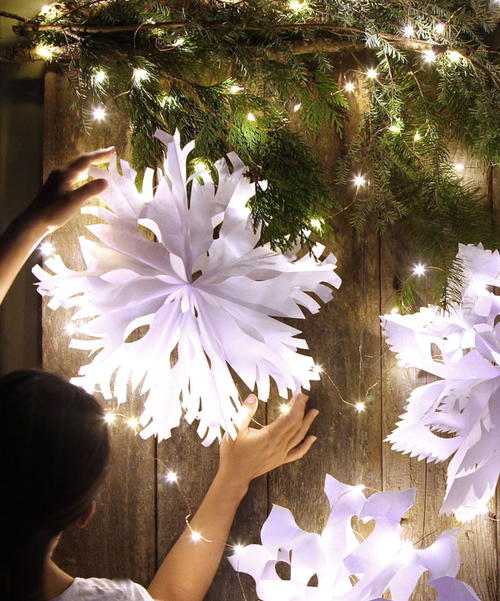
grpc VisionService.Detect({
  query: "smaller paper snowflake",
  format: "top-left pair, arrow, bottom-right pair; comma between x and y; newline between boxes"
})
229,474 -> 480,601
33,130 -> 341,445
382,244 -> 500,520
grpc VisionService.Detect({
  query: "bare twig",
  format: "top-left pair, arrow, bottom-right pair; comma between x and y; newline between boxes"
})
0,10 -> 25,22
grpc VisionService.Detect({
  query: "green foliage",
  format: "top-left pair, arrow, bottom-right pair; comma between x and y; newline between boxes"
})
11,0 -> 500,304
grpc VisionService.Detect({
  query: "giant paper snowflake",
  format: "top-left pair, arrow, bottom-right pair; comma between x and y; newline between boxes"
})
33,130 -> 340,445
382,244 -> 500,520
229,474 -> 480,601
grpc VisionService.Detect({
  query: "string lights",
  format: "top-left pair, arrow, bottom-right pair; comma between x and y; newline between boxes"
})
246,112 -> 256,121
353,174 -> 367,187
34,44 -> 57,60
366,67 -> 378,79
412,263 -> 427,276
132,68 -> 149,85
93,69 -> 107,85
39,240 -> 55,257
91,106 -> 107,122
403,24 -> 415,37
344,81 -> 355,92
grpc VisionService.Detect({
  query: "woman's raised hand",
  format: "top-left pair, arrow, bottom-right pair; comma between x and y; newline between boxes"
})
26,147 -> 114,234
218,392 -> 319,489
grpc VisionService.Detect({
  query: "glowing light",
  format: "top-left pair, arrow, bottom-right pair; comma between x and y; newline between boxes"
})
293,103 -> 302,112
66,322 -> 77,335
228,84 -> 244,94
412,263 -> 427,277
103,412 -> 116,424
233,544 -> 245,555
40,241 -> 55,257
127,417 -> 139,430
355,401 -> 366,412
390,307 -> 399,315
414,132 -> 422,142
388,123 -> 402,134
434,22 -> 446,35
353,174 -> 367,187
35,44 -> 56,60
447,50 -> 461,63
165,471 -> 178,483
344,81 -> 355,92
279,404 -> 291,415
246,112 -> 256,122
172,37 -> 185,47
92,106 -> 107,122
190,530 -> 202,542
93,69 -> 107,85
194,160 -> 208,173
288,0 -> 307,10
311,364 -> 323,375
133,68 -> 150,84
310,218 -> 322,229
354,484 -> 365,491
454,162 -> 465,173
423,49 -> 436,63
366,67 -> 378,79
39,4 -> 61,18
403,24 -> 415,37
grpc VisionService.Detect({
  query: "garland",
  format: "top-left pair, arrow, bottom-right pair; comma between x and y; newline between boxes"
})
4,0 -> 500,307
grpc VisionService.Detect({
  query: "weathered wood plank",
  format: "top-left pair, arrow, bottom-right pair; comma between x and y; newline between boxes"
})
43,69 -> 156,587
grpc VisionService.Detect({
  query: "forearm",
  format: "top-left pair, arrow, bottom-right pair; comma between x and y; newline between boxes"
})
0,211 -> 48,304
148,470 -> 248,601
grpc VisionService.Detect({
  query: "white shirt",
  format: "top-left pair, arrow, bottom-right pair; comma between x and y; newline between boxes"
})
53,577 -> 154,600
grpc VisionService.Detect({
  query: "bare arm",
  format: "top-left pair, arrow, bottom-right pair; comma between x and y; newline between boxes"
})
0,148 -> 114,305
148,392 -> 319,601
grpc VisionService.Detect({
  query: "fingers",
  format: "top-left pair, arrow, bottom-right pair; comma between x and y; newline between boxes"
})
67,178 -> 108,205
284,434 -> 317,463
66,147 -> 115,177
267,392 -> 308,437
286,408 -> 319,451
238,394 -> 259,430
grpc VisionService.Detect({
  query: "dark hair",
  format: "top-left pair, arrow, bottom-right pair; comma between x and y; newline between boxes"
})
0,369 -> 110,601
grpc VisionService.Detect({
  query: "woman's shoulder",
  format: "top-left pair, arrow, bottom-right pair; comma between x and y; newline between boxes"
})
55,576 -> 154,600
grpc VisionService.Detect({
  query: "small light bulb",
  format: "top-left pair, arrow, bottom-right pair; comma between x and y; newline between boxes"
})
35,44 -> 56,60
389,124 -> 401,134
65,322 -> 77,335
103,412 -> 116,424
414,132 -> 422,142
133,68 -> 149,84
40,241 -> 55,257
355,402 -> 366,413
194,160 -> 208,173
92,106 -> 107,122
293,102 -> 302,112
310,218 -> 322,229
190,530 -> 202,542
403,24 -> 415,37
279,404 -> 291,415
289,0 -> 307,10
233,544 -> 245,555
390,307 -> 399,315
412,263 -> 427,276
454,162 -> 465,173
40,5 -> 52,14
127,417 -> 139,430
354,484 -> 365,491
344,81 -> 355,92
366,67 -> 378,79
93,69 -> 107,85
172,37 -> 185,47
435,22 -> 446,35
447,50 -> 461,63
423,49 -> 436,63
246,112 -> 256,122
165,471 -> 178,483
228,84 -> 244,94
353,174 -> 367,187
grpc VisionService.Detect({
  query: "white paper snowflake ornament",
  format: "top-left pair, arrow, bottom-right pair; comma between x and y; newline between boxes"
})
229,474 -> 480,601
33,130 -> 341,445
382,244 -> 500,520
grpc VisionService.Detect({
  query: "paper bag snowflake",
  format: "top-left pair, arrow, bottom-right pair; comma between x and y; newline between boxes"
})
229,475 -> 480,601
382,244 -> 500,520
33,130 -> 340,445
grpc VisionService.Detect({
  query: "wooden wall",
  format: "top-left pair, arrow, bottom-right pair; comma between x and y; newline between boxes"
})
44,69 -> 499,601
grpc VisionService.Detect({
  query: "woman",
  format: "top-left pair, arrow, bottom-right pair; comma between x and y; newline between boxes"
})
0,148 -> 319,601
